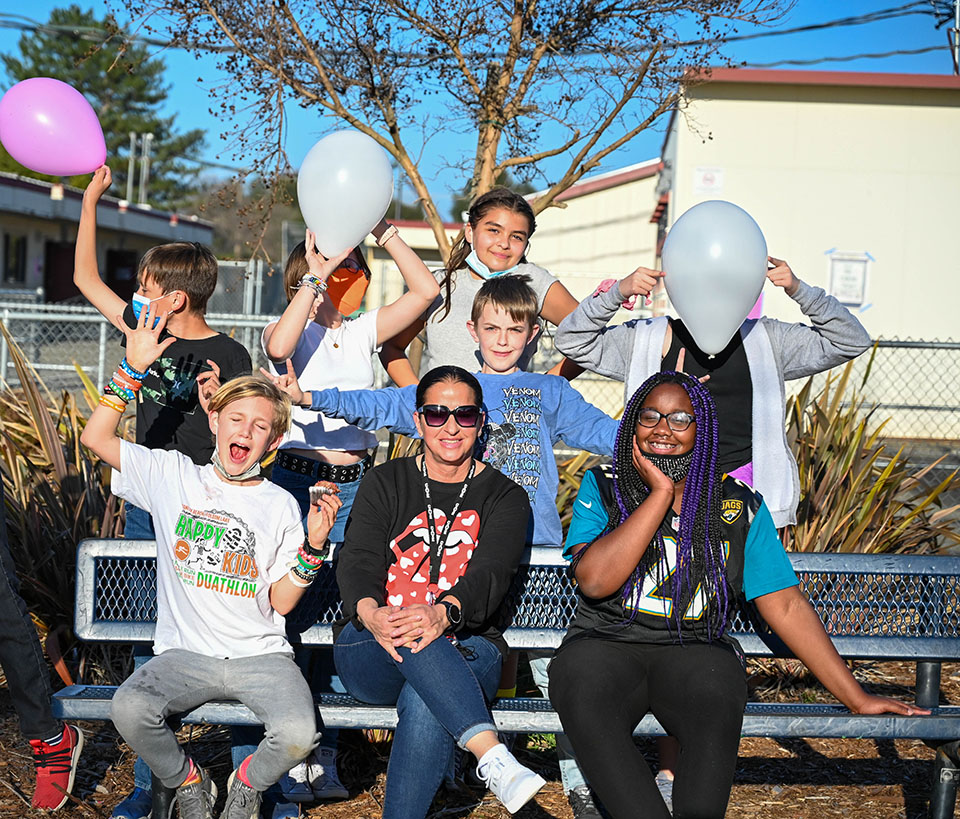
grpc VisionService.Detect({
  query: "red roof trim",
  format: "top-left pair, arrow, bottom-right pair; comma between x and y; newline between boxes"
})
650,192 -> 669,224
552,160 -> 662,202
689,67 -> 960,91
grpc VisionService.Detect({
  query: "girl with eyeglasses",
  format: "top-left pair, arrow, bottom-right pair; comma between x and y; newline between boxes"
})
548,371 -> 926,819
333,366 -> 546,818
254,222 -> 439,810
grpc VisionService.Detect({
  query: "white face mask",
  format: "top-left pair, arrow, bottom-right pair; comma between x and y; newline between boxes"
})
464,249 -> 520,279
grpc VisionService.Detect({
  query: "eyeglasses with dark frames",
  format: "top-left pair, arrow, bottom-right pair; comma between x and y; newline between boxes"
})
636,408 -> 696,432
417,404 -> 483,428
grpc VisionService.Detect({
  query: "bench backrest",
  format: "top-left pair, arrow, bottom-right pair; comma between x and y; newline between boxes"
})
75,539 -> 960,660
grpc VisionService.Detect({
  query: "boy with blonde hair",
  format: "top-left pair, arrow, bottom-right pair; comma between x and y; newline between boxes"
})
81,304 -> 339,819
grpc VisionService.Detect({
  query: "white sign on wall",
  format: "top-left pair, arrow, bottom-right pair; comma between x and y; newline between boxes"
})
693,166 -> 724,195
828,252 -> 869,307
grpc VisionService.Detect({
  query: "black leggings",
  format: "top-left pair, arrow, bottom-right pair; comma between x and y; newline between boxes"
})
549,637 -> 747,819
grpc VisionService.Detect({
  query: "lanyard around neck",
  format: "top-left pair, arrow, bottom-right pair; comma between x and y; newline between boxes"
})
421,456 -> 475,587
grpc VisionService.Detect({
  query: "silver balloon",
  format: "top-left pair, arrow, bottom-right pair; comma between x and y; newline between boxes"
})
297,131 -> 394,257
662,200 -> 768,355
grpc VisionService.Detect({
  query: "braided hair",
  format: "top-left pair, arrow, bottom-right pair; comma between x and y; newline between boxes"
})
611,371 -> 730,640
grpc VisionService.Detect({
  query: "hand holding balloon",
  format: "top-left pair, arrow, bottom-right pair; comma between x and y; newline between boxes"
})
766,256 -> 799,297
82,165 -> 112,210
303,228 -> 354,284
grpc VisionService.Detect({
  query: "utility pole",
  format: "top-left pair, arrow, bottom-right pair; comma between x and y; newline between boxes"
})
126,133 -> 138,202
953,0 -> 959,75
138,133 -> 154,208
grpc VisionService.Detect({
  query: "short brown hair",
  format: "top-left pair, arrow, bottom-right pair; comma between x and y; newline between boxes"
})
207,375 -> 291,441
282,241 -> 371,303
471,274 -> 538,329
138,242 -> 218,314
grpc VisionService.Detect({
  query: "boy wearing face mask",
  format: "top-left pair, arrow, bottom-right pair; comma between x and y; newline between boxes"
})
75,166 -> 252,819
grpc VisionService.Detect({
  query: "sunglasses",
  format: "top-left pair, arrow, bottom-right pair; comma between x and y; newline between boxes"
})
418,404 -> 483,428
637,408 -> 696,432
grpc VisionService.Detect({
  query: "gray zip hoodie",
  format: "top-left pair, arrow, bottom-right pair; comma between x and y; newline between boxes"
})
555,280 -> 871,527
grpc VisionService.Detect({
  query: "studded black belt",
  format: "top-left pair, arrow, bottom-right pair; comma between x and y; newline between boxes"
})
274,450 -> 374,483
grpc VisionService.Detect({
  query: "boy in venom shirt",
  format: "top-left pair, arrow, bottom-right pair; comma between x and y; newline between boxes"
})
80,304 -> 340,819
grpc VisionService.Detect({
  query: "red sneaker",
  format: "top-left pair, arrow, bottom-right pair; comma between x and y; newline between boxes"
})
29,724 -> 84,810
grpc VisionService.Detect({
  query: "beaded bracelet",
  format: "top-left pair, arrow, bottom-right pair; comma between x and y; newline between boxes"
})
298,274 -> 328,297
104,383 -> 130,403
119,358 -> 147,382
286,568 -> 313,588
112,369 -> 142,392
99,393 -> 127,413
297,545 -> 324,567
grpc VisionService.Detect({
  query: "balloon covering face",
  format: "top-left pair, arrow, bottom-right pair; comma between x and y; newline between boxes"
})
0,78 -> 106,176
661,200 -> 768,355
296,130 -> 393,257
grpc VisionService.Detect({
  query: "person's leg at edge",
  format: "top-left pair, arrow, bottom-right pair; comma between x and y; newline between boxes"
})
381,634 -> 502,819
549,638 -> 670,819
646,642 -> 747,819
0,494 -> 83,810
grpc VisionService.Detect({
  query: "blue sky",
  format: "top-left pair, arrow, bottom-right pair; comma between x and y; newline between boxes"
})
0,2 -> 954,213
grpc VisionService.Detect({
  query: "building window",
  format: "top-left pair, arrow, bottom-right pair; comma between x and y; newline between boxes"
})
3,234 -> 26,284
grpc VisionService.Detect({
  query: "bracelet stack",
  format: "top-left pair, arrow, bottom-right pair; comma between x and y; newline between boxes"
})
100,358 -> 146,412
297,273 -> 328,298
287,542 -> 326,588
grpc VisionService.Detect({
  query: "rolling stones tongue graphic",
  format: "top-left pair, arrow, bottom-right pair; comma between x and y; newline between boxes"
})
384,508 -> 480,607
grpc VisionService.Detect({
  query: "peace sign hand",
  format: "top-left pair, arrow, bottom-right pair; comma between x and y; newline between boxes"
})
116,301 -> 175,373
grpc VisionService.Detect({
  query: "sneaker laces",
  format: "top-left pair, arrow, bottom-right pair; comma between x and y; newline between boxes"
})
477,754 -> 507,788
33,739 -> 73,775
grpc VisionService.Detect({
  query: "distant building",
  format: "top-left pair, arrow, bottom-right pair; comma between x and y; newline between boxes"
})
0,172 -> 213,303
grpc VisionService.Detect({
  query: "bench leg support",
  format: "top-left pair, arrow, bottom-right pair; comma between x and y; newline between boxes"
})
151,772 -> 176,819
929,742 -> 960,819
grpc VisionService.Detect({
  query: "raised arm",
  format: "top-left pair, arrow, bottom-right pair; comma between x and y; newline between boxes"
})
371,220 -> 441,345
80,303 -> 175,470
378,316 -> 426,387
74,166 -> 127,329
263,228 -> 352,362
754,586 -> 928,715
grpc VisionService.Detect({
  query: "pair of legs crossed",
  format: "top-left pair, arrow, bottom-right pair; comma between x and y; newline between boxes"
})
549,637 -> 747,819
111,649 -> 320,791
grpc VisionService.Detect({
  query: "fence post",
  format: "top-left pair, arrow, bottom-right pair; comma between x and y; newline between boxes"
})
97,320 -> 108,391
254,259 -> 264,315
0,309 -> 8,383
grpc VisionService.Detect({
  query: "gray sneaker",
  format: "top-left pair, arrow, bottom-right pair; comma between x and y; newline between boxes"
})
220,770 -> 262,819
567,785 -> 602,819
173,768 -> 217,819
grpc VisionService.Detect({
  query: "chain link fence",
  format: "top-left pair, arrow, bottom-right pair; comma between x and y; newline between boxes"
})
0,301 -> 956,446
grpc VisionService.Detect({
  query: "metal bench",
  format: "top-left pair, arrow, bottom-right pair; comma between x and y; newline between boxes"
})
53,539 -> 960,817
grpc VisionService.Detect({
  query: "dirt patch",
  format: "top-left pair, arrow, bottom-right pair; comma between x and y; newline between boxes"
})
1,660 -> 956,818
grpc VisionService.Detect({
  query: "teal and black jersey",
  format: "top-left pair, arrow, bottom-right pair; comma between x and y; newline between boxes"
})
562,466 -> 798,646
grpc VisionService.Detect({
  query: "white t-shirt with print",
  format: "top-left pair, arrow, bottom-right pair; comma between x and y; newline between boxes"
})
261,309 -> 380,452
113,441 -> 304,659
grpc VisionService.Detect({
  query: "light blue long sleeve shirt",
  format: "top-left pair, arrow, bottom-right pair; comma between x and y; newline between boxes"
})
309,371 -> 618,548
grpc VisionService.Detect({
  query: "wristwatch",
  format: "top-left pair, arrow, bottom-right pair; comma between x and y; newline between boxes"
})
439,599 -> 463,631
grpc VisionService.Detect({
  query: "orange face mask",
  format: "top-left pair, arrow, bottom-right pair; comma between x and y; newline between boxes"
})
326,259 -> 371,316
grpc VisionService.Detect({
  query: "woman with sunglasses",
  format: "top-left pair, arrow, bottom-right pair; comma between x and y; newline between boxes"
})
333,366 -> 546,818
548,371 -> 926,819
256,222 -> 439,811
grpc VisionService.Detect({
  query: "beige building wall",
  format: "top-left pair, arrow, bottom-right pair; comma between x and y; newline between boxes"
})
667,71 -> 960,341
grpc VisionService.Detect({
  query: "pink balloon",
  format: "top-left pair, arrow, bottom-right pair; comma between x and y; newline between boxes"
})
0,78 -> 106,176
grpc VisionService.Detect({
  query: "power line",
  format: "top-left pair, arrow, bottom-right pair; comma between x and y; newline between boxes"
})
743,44 -> 946,69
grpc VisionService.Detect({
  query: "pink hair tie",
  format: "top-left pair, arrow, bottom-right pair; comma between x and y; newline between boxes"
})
593,278 -> 638,310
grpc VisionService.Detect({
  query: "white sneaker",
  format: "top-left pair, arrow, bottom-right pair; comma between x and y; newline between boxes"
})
278,760 -> 313,803
476,744 -> 546,814
308,747 -> 348,801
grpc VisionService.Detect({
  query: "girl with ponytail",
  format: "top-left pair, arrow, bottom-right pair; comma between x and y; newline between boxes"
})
548,371 -> 926,819
378,187 -> 580,385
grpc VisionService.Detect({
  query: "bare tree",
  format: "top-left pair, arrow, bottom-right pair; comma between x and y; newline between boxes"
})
128,0 -> 784,258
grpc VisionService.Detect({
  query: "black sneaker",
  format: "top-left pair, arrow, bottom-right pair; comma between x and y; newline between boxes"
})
221,770 -> 262,819
174,767 -> 217,819
567,785 -> 602,819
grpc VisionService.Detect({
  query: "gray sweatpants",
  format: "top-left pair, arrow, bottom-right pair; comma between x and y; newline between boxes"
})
111,649 -> 320,791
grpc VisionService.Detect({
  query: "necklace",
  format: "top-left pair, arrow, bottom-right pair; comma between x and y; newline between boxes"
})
327,322 -> 345,349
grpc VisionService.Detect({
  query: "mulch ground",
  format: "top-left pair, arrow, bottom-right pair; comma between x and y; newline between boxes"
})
1,660 -> 957,818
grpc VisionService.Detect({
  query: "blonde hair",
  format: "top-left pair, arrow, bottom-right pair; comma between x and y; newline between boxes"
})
207,375 -> 291,440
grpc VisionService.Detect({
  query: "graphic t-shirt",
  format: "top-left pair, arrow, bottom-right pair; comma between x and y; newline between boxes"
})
309,371 -> 619,548
112,441 -> 304,658
562,467 -> 798,645
335,457 -> 530,657
122,305 -> 252,464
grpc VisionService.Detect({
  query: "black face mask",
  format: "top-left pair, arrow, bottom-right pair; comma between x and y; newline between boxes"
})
644,450 -> 694,482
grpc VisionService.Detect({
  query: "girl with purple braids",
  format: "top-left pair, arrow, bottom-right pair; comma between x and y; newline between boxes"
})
548,371 -> 925,819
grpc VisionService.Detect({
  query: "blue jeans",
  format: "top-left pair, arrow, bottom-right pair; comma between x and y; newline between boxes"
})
335,623 -> 502,819
269,462 -> 362,544
123,504 -> 155,540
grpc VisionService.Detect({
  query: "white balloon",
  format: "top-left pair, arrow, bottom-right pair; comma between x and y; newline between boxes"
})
662,200 -> 768,355
297,131 -> 394,256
